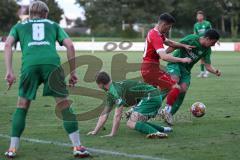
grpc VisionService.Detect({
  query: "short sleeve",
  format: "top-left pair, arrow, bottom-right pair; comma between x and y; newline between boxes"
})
208,21 -> 212,29
202,48 -> 211,64
9,24 -> 19,42
106,94 -> 116,108
56,23 -> 69,46
149,31 -> 164,52
193,24 -> 197,34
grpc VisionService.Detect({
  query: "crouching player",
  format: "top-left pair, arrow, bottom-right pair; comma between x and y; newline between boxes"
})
163,29 -> 221,118
4,1 -> 89,158
88,72 -> 172,139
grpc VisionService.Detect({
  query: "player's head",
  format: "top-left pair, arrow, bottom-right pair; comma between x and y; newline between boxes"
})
95,71 -> 112,91
29,1 -> 49,19
157,13 -> 176,34
201,29 -> 220,47
196,10 -> 204,22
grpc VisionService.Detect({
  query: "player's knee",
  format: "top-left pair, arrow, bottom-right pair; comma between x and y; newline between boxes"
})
17,97 -> 31,109
126,120 -> 135,129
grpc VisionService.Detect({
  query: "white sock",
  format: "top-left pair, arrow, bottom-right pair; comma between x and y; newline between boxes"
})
165,105 -> 172,113
69,130 -> 81,147
10,137 -> 20,150
163,127 -> 173,133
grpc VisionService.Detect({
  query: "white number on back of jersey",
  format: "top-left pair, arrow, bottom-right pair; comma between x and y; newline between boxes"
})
32,23 -> 45,41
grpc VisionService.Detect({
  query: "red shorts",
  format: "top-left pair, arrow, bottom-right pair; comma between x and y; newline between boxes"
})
141,61 -> 176,90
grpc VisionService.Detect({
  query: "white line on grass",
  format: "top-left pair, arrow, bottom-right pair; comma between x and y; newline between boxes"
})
0,134 -> 167,160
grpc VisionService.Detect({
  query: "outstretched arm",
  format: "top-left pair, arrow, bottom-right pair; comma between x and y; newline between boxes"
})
87,107 -> 112,135
164,39 -> 195,50
102,106 -> 124,137
204,63 -> 221,76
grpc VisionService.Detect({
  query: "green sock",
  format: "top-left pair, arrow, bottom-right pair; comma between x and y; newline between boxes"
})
62,107 -> 78,134
146,122 -> 164,132
11,108 -> 28,137
200,64 -> 205,72
135,121 -> 159,134
171,92 -> 186,115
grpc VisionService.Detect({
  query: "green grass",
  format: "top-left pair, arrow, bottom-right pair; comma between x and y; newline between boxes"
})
0,51 -> 240,160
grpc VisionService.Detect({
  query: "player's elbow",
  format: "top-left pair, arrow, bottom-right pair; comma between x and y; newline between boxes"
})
4,42 -> 12,50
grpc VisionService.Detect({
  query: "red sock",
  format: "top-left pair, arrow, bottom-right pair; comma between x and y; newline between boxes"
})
166,88 -> 180,106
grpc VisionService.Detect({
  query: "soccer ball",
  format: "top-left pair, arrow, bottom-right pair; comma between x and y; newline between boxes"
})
190,102 -> 206,117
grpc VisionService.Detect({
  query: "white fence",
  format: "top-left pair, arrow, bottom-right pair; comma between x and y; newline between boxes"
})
0,41 -> 240,52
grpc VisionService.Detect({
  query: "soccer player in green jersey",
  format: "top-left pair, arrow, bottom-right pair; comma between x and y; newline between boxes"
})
87,72 -> 172,139
4,1 -> 89,158
162,29 -> 221,122
194,10 -> 212,78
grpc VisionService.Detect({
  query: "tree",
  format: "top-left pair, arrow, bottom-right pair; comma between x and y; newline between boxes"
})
0,0 -> 19,33
76,0 -> 174,31
37,0 -> 64,23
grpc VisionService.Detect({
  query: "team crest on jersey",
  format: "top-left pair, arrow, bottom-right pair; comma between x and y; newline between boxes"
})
198,51 -> 203,55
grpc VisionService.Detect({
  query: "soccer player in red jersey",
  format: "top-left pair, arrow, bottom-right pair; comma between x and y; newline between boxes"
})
141,13 -> 194,125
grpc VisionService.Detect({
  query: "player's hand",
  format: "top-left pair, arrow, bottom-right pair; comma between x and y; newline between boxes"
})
87,130 -> 97,136
215,69 -> 221,77
101,133 -> 114,138
181,57 -> 192,63
183,44 -> 195,51
5,71 -> 16,88
69,72 -> 78,87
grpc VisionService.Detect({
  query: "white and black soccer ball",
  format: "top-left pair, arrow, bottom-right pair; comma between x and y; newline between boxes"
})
190,102 -> 206,117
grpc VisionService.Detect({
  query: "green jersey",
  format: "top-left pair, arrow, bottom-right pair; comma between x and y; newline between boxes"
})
169,34 -> 211,72
194,20 -> 212,36
106,80 -> 160,108
9,18 -> 69,70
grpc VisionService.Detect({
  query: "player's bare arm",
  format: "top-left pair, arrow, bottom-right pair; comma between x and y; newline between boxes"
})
158,51 -> 192,63
166,46 -> 176,53
87,107 -> 112,135
63,38 -> 78,87
164,39 -> 195,51
4,36 -> 16,88
102,106 -> 124,137
204,62 -> 221,76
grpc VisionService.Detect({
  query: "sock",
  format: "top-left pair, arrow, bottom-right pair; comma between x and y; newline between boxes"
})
146,122 -> 164,132
62,107 -> 79,134
135,121 -> 159,134
10,137 -> 20,150
170,92 -> 186,115
69,130 -> 81,147
200,64 -> 205,72
163,127 -> 172,132
11,108 -> 27,138
166,87 -> 180,107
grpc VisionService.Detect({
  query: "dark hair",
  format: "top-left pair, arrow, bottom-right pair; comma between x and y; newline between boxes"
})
158,13 -> 176,24
204,29 -> 220,40
95,71 -> 111,85
197,10 -> 204,15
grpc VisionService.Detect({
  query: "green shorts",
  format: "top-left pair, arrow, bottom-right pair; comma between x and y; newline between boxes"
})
133,96 -> 162,117
166,63 -> 191,86
19,65 -> 68,100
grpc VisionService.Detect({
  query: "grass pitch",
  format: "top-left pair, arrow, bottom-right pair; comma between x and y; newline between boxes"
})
0,51 -> 240,160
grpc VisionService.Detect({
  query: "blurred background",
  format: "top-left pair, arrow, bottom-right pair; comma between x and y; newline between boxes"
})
0,0 -> 239,41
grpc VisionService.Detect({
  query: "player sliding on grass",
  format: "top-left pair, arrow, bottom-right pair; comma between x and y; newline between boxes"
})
163,29 -> 221,121
141,13 -> 194,125
4,1 -> 89,158
88,72 -> 172,139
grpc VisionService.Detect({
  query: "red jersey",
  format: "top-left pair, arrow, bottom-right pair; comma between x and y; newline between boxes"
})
143,28 -> 166,63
